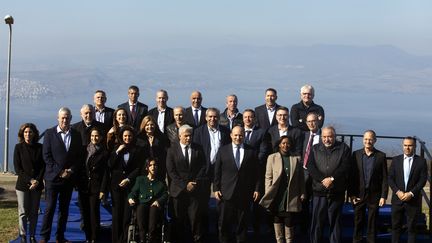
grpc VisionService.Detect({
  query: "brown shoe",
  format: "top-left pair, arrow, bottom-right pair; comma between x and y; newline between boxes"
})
38,240 -> 47,243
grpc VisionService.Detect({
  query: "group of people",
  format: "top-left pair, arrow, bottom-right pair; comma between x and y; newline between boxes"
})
13,84 -> 428,243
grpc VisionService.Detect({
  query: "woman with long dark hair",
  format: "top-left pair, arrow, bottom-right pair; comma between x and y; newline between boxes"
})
106,125 -> 144,243
14,123 -> 45,243
259,135 -> 305,243
107,107 -> 129,152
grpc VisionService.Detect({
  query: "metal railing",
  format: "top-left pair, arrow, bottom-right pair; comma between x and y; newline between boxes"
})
337,133 -> 432,235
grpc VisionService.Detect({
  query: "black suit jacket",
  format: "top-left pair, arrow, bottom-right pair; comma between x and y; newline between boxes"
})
244,126 -> 270,165
78,146 -> 109,194
148,106 -> 174,133
184,106 -> 207,128
388,154 -> 427,206
254,104 -> 280,130
214,144 -> 260,201
13,142 -> 45,191
42,126 -> 83,182
266,125 -> 303,154
72,120 -> 105,146
104,145 -> 144,192
193,125 -> 231,176
94,106 -> 115,133
348,148 -> 388,201
118,101 -> 148,130
166,142 -> 207,197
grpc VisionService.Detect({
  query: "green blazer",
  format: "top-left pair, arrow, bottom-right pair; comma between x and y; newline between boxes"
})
128,175 -> 168,205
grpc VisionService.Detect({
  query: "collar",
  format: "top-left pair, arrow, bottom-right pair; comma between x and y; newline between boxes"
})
57,126 -> 70,134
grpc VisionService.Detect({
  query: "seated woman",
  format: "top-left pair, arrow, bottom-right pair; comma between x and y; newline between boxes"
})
128,158 -> 168,243
259,135 -> 305,243
14,123 -> 45,243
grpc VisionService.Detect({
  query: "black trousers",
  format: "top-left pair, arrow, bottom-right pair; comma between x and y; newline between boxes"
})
352,193 -> 380,243
111,189 -> 131,243
40,181 -> 73,241
172,193 -> 203,243
218,198 -> 250,243
391,202 -> 420,243
79,191 -> 101,241
136,203 -> 163,243
310,195 -> 344,243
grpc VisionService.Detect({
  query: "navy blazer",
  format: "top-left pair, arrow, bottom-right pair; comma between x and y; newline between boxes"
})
148,106 -> 174,133
184,106 -> 207,128
118,101 -> 148,130
254,104 -> 280,130
214,144 -> 260,202
166,142 -> 207,197
193,124 -> 231,174
244,126 -> 270,165
388,154 -> 427,205
42,126 -> 83,182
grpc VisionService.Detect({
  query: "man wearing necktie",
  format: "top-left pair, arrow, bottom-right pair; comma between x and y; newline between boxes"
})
184,90 -> 207,128
117,85 -> 148,130
214,126 -> 261,243
39,107 -> 83,243
166,125 -> 207,243
388,137 -> 427,243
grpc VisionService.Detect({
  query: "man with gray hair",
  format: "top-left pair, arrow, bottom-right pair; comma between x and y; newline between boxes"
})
72,104 -> 104,146
166,124 -> 207,242
307,126 -> 351,243
39,107 -> 83,243
219,94 -> 243,130
290,84 -> 325,131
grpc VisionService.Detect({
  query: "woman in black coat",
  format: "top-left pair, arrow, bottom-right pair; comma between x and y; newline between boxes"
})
78,127 -> 109,242
105,125 -> 145,243
14,123 -> 45,243
137,115 -> 169,181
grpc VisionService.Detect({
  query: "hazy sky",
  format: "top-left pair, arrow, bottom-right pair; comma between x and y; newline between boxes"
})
1,1 -> 431,60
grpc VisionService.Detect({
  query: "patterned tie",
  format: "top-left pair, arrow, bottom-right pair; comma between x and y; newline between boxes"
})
303,132 -> 314,168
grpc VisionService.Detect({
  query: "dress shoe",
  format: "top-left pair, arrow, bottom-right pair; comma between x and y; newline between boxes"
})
20,235 -> 26,243
38,240 -> 47,243
56,239 -> 72,243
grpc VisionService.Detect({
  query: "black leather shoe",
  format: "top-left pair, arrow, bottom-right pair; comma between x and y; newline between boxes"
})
20,235 -> 26,243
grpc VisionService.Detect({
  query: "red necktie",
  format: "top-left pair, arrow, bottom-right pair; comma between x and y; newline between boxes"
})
303,132 -> 313,168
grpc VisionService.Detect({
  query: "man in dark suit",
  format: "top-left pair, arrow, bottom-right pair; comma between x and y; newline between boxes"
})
148,89 -> 174,133
254,88 -> 280,130
93,90 -> 114,133
242,108 -> 270,235
266,106 -> 303,154
193,108 -> 231,235
290,84 -> 325,131
214,126 -> 261,243
72,104 -> 104,146
388,136 -> 427,243
117,85 -> 148,130
166,124 -> 207,243
219,94 -> 243,130
39,107 -> 83,243
348,130 -> 388,243
184,90 -> 207,128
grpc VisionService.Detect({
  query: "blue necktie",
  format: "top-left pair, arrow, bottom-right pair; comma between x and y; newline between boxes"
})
194,109 -> 199,126
235,146 -> 240,169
